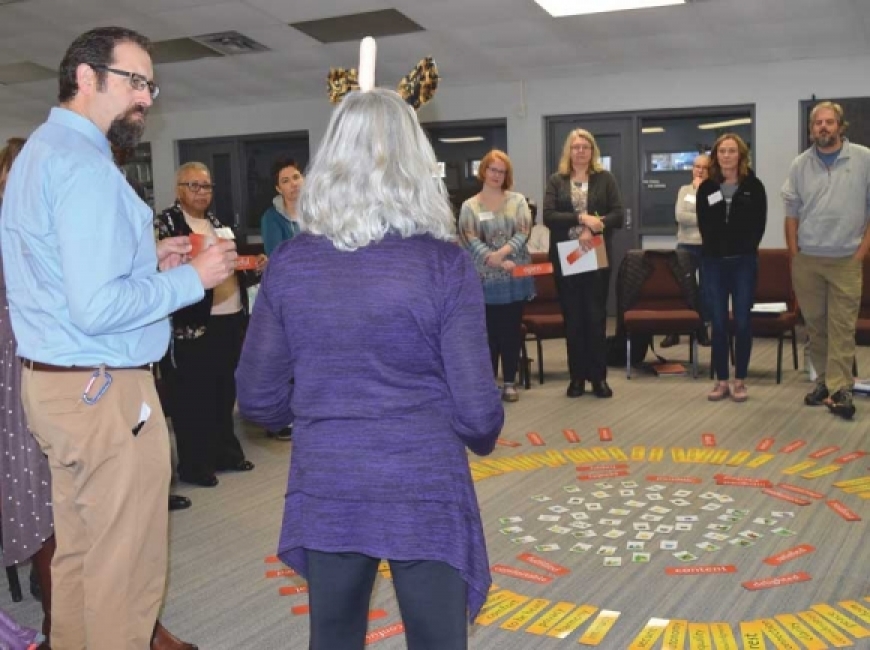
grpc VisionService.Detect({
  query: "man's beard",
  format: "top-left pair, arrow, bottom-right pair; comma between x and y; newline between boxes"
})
813,130 -> 838,148
107,106 -> 148,149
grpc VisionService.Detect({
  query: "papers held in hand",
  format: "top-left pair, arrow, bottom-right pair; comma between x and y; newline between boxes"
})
751,302 -> 788,314
557,235 -> 608,276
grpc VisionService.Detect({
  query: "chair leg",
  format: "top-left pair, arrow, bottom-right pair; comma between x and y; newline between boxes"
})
6,565 -> 21,603
626,336 -> 632,379
709,344 -> 714,380
776,335 -> 784,384
691,335 -> 698,379
790,327 -> 798,369
854,356 -> 859,378
517,340 -> 525,387
520,340 -> 531,390
536,339 -> 544,385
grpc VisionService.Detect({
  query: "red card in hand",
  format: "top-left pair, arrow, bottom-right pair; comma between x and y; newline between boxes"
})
188,233 -> 206,258
236,255 -> 259,270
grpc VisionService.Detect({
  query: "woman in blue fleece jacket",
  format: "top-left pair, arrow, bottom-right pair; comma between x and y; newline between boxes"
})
260,156 -> 304,256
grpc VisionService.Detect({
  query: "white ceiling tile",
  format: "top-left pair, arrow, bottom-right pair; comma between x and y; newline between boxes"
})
120,0 -> 239,18
153,1 -> 278,35
0,0 -> 868,125
240,0 -> 367,24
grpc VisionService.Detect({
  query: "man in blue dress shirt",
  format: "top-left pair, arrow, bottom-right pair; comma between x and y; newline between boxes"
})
0,27 -> 237,650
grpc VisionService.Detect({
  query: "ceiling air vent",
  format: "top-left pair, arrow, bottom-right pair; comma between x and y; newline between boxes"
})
291,9 -> 423,44
151,38 -> 223,65
193,31 -> 269,56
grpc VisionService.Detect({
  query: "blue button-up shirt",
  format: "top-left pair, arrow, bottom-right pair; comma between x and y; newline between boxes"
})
0,107 -> 203,366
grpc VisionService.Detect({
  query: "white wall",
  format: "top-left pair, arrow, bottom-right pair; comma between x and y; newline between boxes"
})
0,122 -> 34,147
6,53 -> 869,250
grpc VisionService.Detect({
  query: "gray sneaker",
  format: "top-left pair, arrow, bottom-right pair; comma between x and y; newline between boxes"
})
804,382 -> 829,406
826,389 -> 856,420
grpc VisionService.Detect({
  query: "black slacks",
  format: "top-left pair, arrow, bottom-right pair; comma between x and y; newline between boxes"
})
484,301 -> 525,385
306,550 -> 468,650
554,268 -> 609,383
170,311 -> 246,480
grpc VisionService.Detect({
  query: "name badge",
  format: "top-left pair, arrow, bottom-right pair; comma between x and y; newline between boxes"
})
214,226 -> 235,239
479,211 -> 495,222
684,194 -> 697,205
707,191 -> 723,206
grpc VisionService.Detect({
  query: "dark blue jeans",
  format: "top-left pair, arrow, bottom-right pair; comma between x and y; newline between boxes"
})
703,254 -> 758,381
677,243 -> 709,322
306,550 -> 468,650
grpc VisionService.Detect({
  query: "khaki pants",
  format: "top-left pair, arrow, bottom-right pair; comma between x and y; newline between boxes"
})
21,367 -> 170,650
791,253 -> 863,392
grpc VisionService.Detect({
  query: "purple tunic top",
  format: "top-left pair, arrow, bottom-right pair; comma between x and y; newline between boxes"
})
236,233 -> 504,620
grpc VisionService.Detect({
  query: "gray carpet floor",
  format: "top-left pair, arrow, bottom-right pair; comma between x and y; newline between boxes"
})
2,333 -> 870,649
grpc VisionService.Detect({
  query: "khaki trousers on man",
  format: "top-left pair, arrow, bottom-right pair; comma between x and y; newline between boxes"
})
791,252 -> 863,392
21,367 -> 170,650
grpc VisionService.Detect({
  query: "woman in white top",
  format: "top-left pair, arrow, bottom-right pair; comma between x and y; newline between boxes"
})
525,199 -> 551,254
661,153 -> 711,348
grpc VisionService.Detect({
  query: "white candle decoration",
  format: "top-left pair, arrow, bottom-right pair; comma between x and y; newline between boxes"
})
358,36 -> 377,92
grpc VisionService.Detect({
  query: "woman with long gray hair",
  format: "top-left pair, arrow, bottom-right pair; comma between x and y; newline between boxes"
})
236,88 -> 503,649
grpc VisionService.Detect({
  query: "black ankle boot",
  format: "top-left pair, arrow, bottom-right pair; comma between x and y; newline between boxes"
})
566,380 -> 585,398
591,380 -> 613,398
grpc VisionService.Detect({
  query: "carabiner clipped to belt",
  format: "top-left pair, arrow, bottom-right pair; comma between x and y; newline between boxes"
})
82,366 -> 113,405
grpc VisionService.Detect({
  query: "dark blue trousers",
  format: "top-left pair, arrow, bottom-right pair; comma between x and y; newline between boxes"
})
306,550 -> 468,650
703,254 -> 758,380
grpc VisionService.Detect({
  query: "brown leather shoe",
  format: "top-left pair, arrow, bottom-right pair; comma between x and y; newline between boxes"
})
152,621 -> 198,650
707,382 -> 730,402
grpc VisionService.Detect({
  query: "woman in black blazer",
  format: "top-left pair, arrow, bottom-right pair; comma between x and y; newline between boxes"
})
696,133 -> 767,403
543,129 -> 624,398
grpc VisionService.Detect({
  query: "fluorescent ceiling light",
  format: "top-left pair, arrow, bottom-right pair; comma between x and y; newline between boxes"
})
439,137 -> 485,143
642,127 -> 665,134
533,0 -> 684,17
698,118 -> 752,130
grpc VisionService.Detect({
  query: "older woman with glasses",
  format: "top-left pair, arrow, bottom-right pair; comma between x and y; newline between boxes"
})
544,129 -> 624,399
459,150 -> 533,402
155,162 -> 265,488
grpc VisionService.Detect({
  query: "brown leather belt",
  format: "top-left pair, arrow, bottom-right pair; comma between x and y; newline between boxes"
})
22,359 -> 151,373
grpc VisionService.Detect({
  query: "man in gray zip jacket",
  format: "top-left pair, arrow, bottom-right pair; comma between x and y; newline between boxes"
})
782,101 -> 870,419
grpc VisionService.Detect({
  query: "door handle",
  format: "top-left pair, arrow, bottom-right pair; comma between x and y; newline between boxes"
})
625,208 -> 632,230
